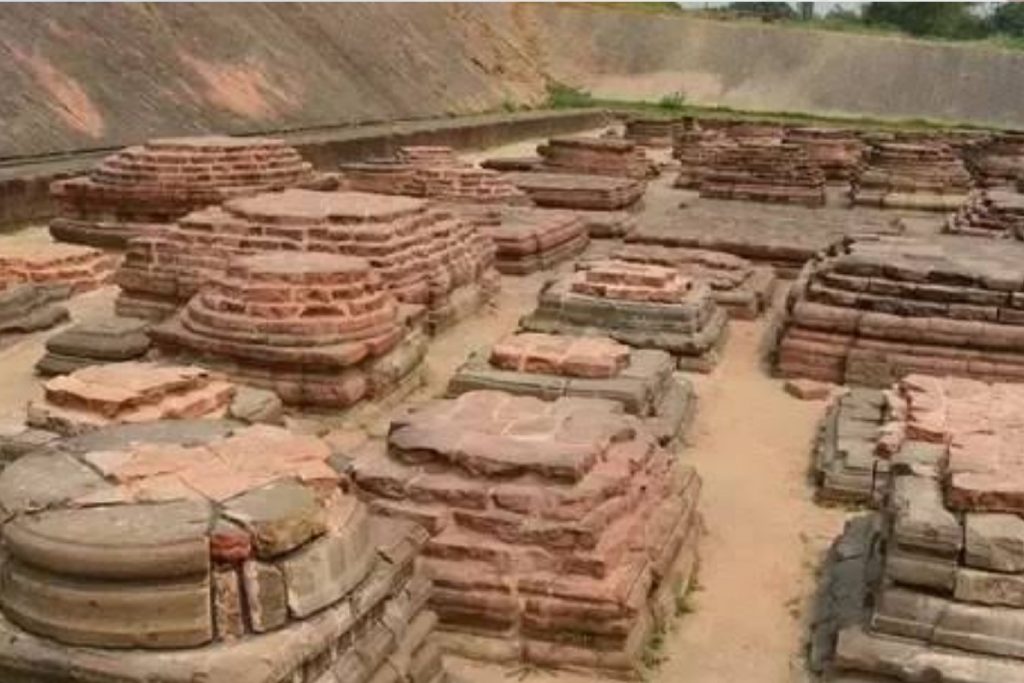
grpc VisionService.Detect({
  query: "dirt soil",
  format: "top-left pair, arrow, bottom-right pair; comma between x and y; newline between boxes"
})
0,138 -> 860,682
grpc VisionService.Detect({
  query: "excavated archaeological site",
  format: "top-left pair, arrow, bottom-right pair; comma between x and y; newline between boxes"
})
7,6 -> 1024,683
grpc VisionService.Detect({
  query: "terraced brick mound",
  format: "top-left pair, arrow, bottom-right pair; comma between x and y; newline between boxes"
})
0,420 -> 441,683
50,136 -> 316,248
624,117 -> 685,148
35,317 -> 152,376
776,234 -> 1024,386
851,142 -> 973,211
812,387 -> 888,505
116,189 -> 497,331
964,131 -> 1024,188
151,252 -> 426,408
505,172 -> 646,211
349,391 -> 701,677
947,188 -> 1024,238
0,241 -> 118,297
672,127 -> 733,190
520,260 -> 729,371
26,362 -> 236,436
699,140 -> 827,207
591,242 -> 777,319
339,145 -> 528,205
537,136 -> 652,179
813,374 -> 1024,682
479,156 -> 542,173
0,284 -> 68,341
447,332 -> 696,445
452,205 -> 590,275
784,127 -> 866,182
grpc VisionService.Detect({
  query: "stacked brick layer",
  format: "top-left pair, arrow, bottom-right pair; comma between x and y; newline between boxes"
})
812,388 -> 888,505
672,128 -> 733,190
851,142 -> 973,211
116,189 -> 497,331
50,136 -> 315,248
36,318 -> 152,377
597,243 -> 777,319
820,375 -> 1024,682
447,333 -> 696,445
151,252 -> 426,408
947,189 -> 1024,238
505,172 -> 646,211
785,127 -> 866,181
0,421 -> 442,683
966,131 -> 1024,188
26,362 -> 235,436
520,260 -> 729,371
776,235 -> 1024,386
537,136 -> 652,179
453,205 -> 589,275
699,141 -> 827,207
623,118 -> 684,147
0,242 -> 118,296
350,391 -> 701,677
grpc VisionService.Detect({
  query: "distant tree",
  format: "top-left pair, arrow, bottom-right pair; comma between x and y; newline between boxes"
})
991,1 -> 1024,36
727,2 -> 797,22
862,3 -> 987,39
798,2 -> 815,21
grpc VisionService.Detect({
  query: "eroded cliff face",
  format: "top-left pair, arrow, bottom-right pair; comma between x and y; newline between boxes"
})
1,3 -> 1022,159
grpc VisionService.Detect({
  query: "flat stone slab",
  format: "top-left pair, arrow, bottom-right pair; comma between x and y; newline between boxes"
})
505,172 -> 646,211
812,388 -> 888,505
0,284 -> 68,338
36,317 -> 151,376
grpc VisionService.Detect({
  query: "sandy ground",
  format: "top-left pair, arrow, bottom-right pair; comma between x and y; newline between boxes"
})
0,135 -> 855,682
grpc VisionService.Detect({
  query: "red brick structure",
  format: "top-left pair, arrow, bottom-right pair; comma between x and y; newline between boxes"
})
965,131 -> 1024,188
947,188 -> 1024,238
453,205 -> 589,275
0,421 -> 440,683
851,142 -> 972,211
489,333 -> 630,378
624,117 -> 684,147
699,140 -> 827,207
50,136 -> 316,248
775,234 -> 1024,386
116,189 -> 497,331
537,136 -> 652,179
504,172 -> 645,211
672,127 -> 733,189
0,242 -> 117,296
151,252 -> 427,408
26,362 -> 235,436
350,391 -> 701,676
784,127 -> 865,181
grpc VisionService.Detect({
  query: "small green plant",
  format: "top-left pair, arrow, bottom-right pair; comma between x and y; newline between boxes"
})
545,81 -> 595,109
658,91 -> 686,111
501,98 -> 520,113
642,628 -> 667,670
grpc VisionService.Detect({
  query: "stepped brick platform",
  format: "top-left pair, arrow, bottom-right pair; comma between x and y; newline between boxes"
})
966,131 -> 1024,188
452,205 -> 589,275
0,241 -> 118,297
348,391 -> 701,677
775,234 -> 1024,386
785,127 -> 866,181
116,189 -> 497,331
505,172 -> 646,211
446,333 -> 696,445
699,141 -> 827,207
25,362 -> 236,436
0,420 -> 442,683
626,198 -> 903,278
813,375 -> 1024,683
851,142 -> 973,211
672,128 -> 733,190
537,136 -> 652,179
624,117 -> 683,147
947,189 -> 1024,238
812,388 -> 888,504
35,318 -> 152,376
520,260 -> 729,371
49,136 -> 316,248
593,243 -> 777,320
151,252 -> 427,408
339,146 -> 528,205
0,284 -> 68,342
574,209 -> 638,238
